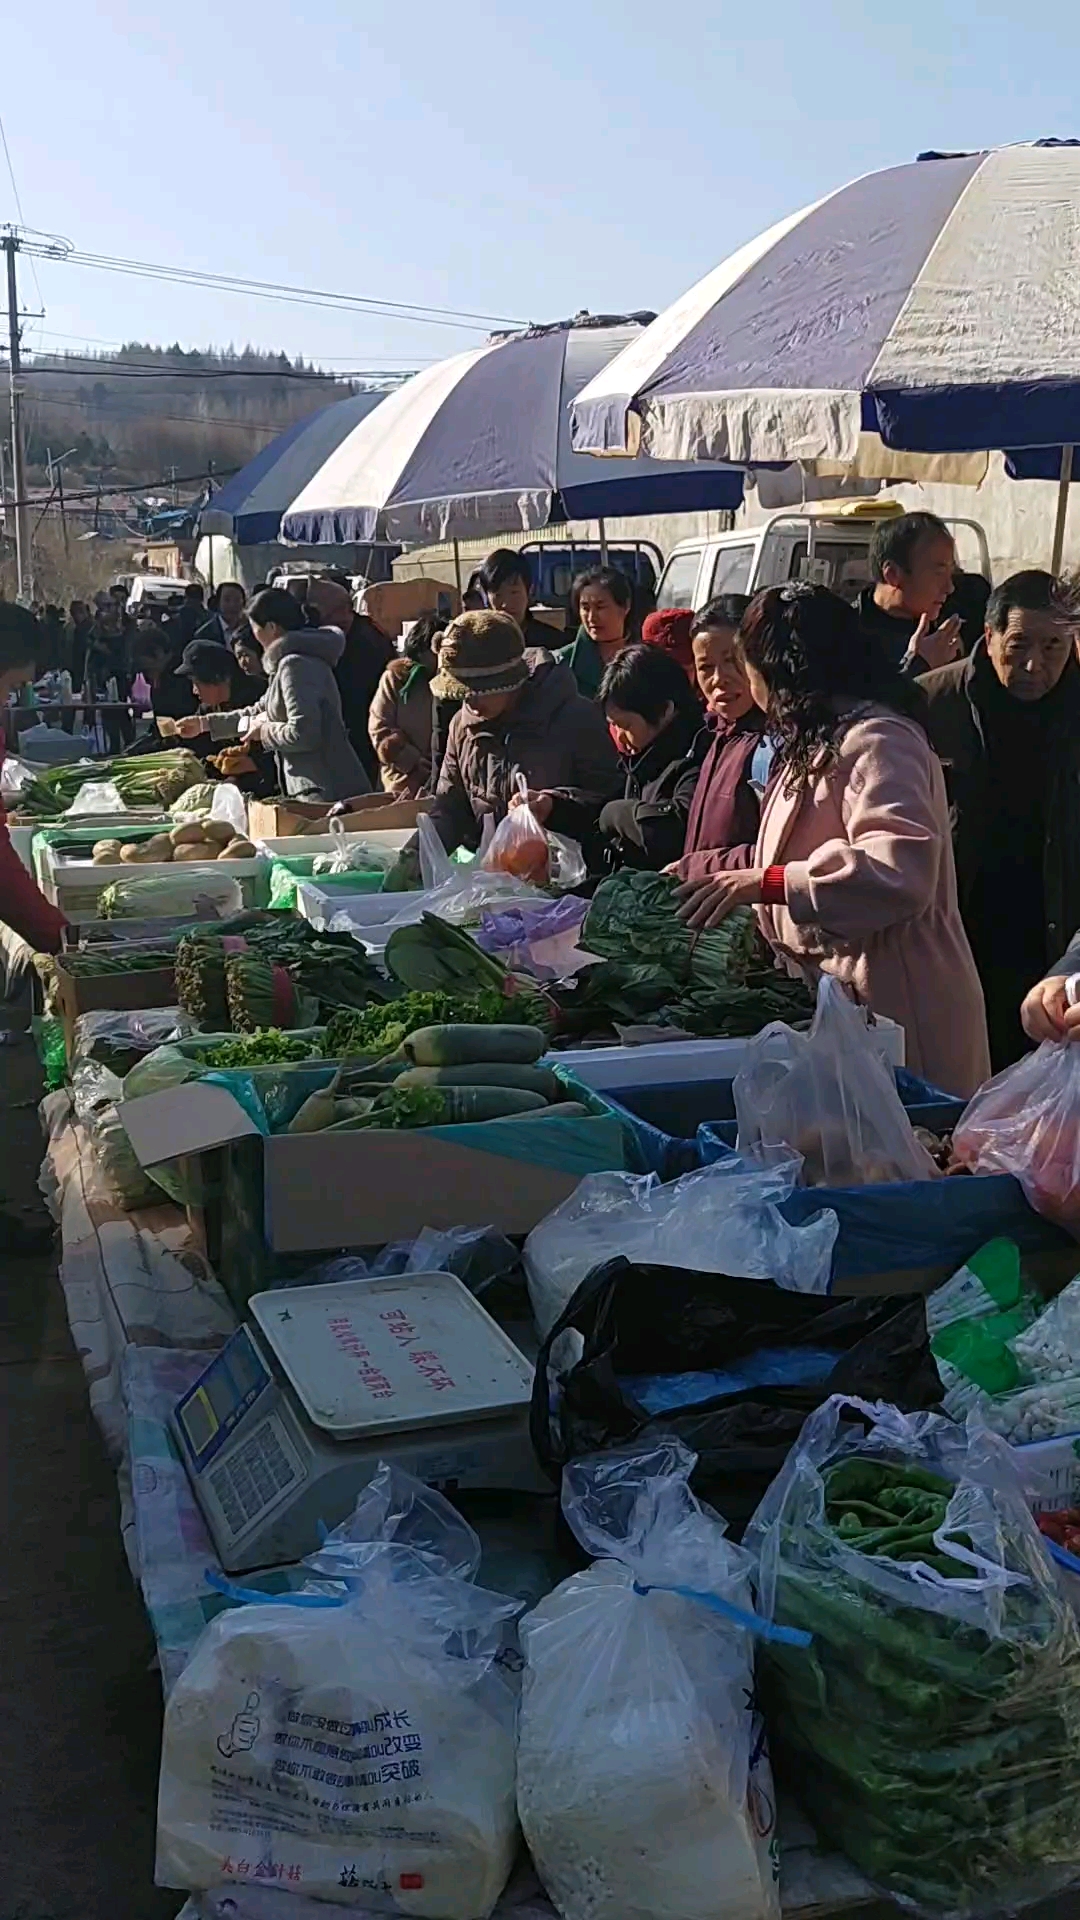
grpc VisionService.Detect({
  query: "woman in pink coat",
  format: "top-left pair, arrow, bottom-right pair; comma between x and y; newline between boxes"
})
675,584 -> 990,1097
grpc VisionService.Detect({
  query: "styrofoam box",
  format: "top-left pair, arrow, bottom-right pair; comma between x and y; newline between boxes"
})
544,1015 -> 905,1089
1013,1433 -> 1080,1512
296,880 -> 406,931
41,846 -> 267,917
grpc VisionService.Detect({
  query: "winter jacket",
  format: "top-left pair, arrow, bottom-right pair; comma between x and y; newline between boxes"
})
555,628 -> 607,699
755,703 -> 990,1097
334,614 -> 396,785
428,651 -> 620,853
208,626 -> 370,803
368,657 -> 434,798
0,748 -> 66,952
920,645 -> 1080,973
674,708 -> 767,881
551,705 -> 702,871
857,586 -> 946,676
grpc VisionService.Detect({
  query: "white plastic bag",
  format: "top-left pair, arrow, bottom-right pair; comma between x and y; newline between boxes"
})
524,1155 -> 839,1336
517,1440 -> 782,1920
157,1465 -> 522,1915
0,753 -> 36,799
418,810 -> 455,890
209,782 -> 248,839
66,778 -> 126,816
952,1042 -> 1080,1233
734,975 -> 938,1187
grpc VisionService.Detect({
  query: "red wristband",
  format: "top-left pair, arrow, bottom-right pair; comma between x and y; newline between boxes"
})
760,865 -> 787,906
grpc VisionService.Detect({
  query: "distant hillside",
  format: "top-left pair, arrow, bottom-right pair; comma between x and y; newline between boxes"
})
21,343 -> 382,490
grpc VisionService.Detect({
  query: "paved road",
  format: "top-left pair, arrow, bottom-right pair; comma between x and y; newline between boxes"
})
0,1013 -> 178,1920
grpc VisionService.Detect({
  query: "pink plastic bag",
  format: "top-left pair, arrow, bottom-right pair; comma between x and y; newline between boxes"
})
953,1042 -> 1080,1235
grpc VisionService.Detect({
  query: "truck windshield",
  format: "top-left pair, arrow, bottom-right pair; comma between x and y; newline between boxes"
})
655,549 -> 702,610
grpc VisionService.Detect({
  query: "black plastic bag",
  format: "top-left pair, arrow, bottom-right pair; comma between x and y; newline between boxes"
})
531,1258 -> 942,1535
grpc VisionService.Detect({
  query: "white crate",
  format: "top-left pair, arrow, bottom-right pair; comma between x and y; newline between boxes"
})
41,846 -> 267,918
545,1015 -> 905,1090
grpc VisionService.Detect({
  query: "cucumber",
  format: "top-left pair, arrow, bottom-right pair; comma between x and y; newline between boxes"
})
402,1023 -> 547,1068
395,1062 -> 564,1099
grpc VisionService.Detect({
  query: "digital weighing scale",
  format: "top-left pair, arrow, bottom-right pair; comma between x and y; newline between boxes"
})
171,1272 -> 547,1573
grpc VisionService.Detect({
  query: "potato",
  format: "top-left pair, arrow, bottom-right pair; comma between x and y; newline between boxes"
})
173,842 -> 217,862
92,840 -> 123,861
92,849 -> 119,865
143,833 -> 176,859
119,842 -> 144,863
170,822 -> 207,848
218,837 -> 255,859
201,818 -> 238,846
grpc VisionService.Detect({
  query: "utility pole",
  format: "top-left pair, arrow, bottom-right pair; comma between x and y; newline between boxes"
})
3,230 -> 30,601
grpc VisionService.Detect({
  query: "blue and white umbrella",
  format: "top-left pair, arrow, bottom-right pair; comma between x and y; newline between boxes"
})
199,389 -> 386,545
571,143 -> 1080,477
281,318 -> 746,547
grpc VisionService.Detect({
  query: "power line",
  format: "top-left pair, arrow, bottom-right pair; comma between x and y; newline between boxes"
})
20,358 -> 411,382
2,463 -> 241,509
24,389 -> 293,433
0,117 -> 44,311
21,239 -> 526,333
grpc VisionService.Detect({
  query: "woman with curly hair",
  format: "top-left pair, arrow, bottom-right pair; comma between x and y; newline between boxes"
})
675,583 -> 989,1095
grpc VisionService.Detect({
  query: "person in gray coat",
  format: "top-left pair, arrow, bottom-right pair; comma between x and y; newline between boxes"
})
177,587 -> 370,803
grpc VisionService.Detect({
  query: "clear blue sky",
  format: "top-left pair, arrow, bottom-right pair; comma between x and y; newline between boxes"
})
3,0 -> 1078,379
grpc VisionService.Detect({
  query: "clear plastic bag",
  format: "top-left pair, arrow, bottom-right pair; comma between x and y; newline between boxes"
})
474,895 -> 594,981
312,816 -> 398,878
953,1042 -> 1080,1233
517,1440 -> 781,1920
0,753 -> 36,800
72,1006 -> 195,1072
524,1154 -> 839,1336
481,777 -> 550,887
72,1060 -> 166,1210
419,808 -> 455,889
157,1464 -> 522,1914
746,1395 -> 1080,1913
734,974 -> 938,1187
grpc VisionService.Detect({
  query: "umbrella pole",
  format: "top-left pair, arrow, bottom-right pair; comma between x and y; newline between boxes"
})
1051,445 -> 1074,574
598,517 -> 608,564
452,539 -> 463,596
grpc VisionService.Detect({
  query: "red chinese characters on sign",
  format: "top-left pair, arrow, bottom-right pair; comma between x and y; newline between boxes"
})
327,1317 -> 394,1400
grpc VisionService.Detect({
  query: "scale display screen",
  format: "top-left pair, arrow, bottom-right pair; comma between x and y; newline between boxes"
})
176,1327 -> 272,1470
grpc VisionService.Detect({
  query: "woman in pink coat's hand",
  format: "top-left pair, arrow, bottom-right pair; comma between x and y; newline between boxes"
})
675,583 -> 991,1098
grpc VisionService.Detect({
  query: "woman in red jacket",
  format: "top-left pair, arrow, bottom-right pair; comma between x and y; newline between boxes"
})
0,604 -> 67,956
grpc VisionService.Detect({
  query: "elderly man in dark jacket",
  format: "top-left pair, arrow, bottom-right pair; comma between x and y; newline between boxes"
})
920,568 -> 1080,1069
426,612 -> 619,853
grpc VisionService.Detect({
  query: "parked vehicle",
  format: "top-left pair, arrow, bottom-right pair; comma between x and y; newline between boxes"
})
654,509 -> 992,611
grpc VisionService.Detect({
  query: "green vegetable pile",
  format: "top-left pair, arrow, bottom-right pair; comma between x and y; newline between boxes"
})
755,1428 -> 1080,1912
15,750 -> 207,819
323,984 -> 551,1061
175,920 -> 392,1031
558,870 -> 814,1040
58,946 -> 177,976
200,1029 -> 318,1069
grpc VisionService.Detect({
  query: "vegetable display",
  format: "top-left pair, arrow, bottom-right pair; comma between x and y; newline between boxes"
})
97,870 -> 245,921
287,1022 -> 587,1133
562,870 -> 814,1041
15,751 -> 207,819
749,1398 -> 1080,1914
175,920 -> 392,1032
200,1030 -> 319,1069
322,986 -> 551,1062
384,914 -> 512,993
87,821 -> 253,865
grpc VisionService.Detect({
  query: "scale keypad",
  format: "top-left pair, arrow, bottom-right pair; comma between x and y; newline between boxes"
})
209,1416 -> 298,1539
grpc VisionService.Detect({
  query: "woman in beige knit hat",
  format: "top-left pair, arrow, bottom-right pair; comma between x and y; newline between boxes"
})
425,610 -> 619,852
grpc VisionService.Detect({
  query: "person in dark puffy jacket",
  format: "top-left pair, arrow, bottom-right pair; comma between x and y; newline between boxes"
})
426,611 -> 619,853
539,645 -> 703,872
0,607 -> 67,956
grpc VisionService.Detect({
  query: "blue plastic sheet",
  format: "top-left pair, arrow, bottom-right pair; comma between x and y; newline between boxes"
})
619,1346 -> 843,1414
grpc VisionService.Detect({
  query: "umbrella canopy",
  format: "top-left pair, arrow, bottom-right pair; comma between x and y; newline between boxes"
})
281,318 -> 746,547
199,389 -> 386,545
571,142 -> 1080,470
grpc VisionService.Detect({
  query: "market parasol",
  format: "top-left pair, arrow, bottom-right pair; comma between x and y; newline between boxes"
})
570,143 -> 1080,567
280,316 -> 747,549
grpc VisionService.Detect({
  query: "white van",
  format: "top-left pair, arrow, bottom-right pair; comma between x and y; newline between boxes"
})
655,510 -> 992,612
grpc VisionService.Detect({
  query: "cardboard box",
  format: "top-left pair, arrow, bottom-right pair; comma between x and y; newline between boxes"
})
54,954 -> 177,1061
119,1075 -> 626,1297
248,793 -> 430,838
